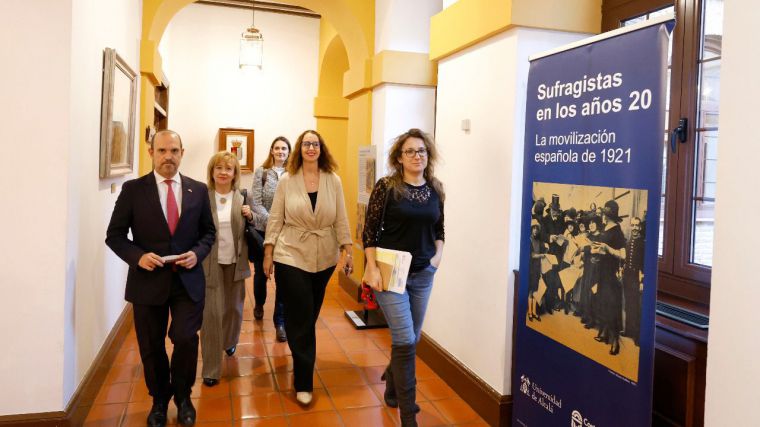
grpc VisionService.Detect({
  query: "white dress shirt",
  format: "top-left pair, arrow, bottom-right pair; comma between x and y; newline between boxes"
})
154,170 -> 182,220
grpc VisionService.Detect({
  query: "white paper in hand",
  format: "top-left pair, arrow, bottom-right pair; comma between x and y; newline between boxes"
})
162,254 -> 181,263
375,248 -> 413,294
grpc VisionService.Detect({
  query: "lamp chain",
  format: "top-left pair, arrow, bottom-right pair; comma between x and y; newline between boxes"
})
251,1 -> 255,28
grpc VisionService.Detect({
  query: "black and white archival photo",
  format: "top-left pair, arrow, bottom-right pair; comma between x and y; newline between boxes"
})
527,181 -> 647,382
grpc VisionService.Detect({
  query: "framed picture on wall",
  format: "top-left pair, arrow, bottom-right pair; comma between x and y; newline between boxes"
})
99,48 -> 137,178
218,128 -> 255,173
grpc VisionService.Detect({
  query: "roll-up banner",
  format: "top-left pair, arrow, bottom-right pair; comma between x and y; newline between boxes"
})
513,16 -> 674,427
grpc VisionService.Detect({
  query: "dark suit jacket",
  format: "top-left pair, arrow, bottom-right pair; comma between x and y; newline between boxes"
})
106,172 -> 216,304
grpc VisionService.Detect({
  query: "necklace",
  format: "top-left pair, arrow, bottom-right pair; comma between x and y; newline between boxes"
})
216,191 -> 231,204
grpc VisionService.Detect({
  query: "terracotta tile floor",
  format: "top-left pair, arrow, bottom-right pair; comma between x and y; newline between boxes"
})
84,273 -> 487,426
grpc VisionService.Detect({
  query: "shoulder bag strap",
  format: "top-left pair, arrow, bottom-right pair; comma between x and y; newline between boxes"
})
379,178 -> 391,236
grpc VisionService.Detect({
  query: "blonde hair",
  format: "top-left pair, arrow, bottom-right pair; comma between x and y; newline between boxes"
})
386,128 -> 445,201
206,151 -> 241,190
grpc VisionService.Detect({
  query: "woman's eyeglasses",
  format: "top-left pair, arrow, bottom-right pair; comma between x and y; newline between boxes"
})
302,142 -> 321,149
402,148 -> 427,158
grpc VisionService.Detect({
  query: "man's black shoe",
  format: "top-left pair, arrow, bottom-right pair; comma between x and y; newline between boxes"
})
203,377 -> 219,387
147,401 -> 168,427
275,324 -> 287,342
225,345 -> 236,356
175,397 -> 196,425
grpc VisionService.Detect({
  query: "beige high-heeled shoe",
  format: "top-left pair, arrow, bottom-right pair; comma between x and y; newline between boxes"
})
296,391 -> 313,405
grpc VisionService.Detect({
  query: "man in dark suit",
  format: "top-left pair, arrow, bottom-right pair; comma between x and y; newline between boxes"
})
622,216 -> 645,346
540,195 -> 566,313
106,130 -> 215,426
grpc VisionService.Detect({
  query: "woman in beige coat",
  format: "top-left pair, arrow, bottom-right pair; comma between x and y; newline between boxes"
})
200,151 -> 252,387
263,130 -> 353,405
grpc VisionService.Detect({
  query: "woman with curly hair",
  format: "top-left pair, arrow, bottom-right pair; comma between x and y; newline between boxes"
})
362,128 -> 445,427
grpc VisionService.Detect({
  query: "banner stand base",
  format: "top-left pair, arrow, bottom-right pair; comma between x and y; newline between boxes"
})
345,309 -> 387,329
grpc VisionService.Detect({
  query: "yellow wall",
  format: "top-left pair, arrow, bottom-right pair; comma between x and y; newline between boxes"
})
317,19 -> 339,77
314,18 -> 364,274
139,77 -> 155,174
430,0 -> 602,61
340,0 -> 374,268
371,50 -> 437,88
344,92 -> 373,264
512,0 -> 601,33
315,20 -> 350,170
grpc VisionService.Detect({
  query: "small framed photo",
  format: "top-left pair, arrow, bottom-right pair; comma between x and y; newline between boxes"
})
218,128 -> 255,173
99,48 -> 137,178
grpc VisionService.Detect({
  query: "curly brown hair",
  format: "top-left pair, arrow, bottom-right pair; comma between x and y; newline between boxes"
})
386,128 -> 445,201
287,130 -> 338,175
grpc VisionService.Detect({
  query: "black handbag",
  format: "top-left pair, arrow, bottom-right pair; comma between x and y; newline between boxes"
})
240,188 -> 264,261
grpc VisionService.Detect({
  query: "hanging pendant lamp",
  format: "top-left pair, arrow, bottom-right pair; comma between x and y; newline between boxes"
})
239,1 -> 263,69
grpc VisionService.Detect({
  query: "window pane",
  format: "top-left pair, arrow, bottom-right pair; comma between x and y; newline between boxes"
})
701,0 -> 723,60
622,5 -> 676,259
665,68 -> 671,124
698,60 -> 721,127
659,195 -> 665,257
653,3 -> 676,67
622,6 -> 674,25
622,15 -> 646,26
689,0 -> 722,267
649,6 -> 675,20
691,130 -> 718,267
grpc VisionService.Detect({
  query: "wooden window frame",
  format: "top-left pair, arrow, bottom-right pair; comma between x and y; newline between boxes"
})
603,0 -> 713,308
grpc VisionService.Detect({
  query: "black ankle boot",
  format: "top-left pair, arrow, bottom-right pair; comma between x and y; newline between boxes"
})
391,344 -> 418,427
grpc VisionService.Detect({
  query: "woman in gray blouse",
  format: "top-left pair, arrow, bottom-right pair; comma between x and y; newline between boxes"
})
250,136 -> 291,342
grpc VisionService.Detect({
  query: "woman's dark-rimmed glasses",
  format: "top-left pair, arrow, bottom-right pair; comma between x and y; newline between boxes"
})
402,148 -> 427,158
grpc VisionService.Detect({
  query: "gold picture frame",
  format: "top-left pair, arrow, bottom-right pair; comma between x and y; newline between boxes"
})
99,48 -> 137,178
218,128 -> 255,173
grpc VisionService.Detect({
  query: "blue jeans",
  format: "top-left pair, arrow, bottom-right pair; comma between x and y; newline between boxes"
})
375,264 -> 437,346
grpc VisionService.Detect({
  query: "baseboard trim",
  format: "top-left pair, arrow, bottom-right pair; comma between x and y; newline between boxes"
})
0,412 -> 66,426
417,333 -> 512,427
0,304 -> 134,426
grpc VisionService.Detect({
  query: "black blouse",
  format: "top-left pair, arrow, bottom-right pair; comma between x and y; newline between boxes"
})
362,177 -> 445,272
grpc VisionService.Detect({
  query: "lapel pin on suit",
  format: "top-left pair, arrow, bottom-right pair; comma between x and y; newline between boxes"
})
188,188 -> 193,192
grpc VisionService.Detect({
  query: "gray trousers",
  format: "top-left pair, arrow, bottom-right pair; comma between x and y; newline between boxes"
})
200,263 -> 245,379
